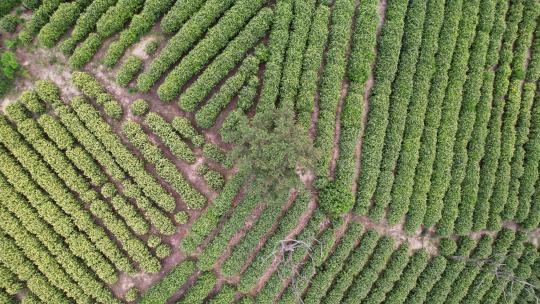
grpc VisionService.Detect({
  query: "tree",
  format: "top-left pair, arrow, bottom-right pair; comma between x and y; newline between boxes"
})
221,107 -> 317,204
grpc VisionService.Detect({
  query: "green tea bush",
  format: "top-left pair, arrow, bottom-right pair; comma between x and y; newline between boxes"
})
159,0 -> 206,35
116,56 -> 143,87
130,99 -> 149,116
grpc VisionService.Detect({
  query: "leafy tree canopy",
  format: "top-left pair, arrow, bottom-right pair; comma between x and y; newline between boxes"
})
221,107 -> 317,204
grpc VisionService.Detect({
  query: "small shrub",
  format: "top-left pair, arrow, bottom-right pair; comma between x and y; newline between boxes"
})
0,15 -> 19,33
319,182 -> 354,217
147,235 -> 161,248
175,211 -> 188,225
144,40 -> 159,55
116,55 -> 143,87
125,287 -> 138,302
130,99 -> 149,116
104,100 -> 123,119
155,243 -> 171,259
101,182 -> 116,198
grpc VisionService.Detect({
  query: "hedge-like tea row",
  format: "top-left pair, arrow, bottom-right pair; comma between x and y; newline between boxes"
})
195,56 -> 259,128
70,97 -> 176,212
178,20 -> 266,111
407,0 -> 463,228
353,0 -> 408,215
442,0 -> 500,235
171,116 -> 205,147
255,210 -> 325,303
0,150 -> 119,286
95,0 -> 143,38
383,249 -> 429,304
505,29 -> 540,222
314,0 -> 355,182
72,71 -> 123,119
302,222 -> 363,304
103,0 -> 175,66
0,116 -> 134,274
122,121 -> 206,209
220,204 -> 282,277
362,243 -> 411,304
460,229 -> 515,304
60,0 -> 117,55
160,6 -> 272,102
510,83 -> 538,222
0,229 -> 70,304
203,143 -> 232,168
445,235 -> 494,304
427,0 -> 482,235
69,33 -> 102,69
238,193 -> 310,293
370,0 -> 427,222
340,236 -> 396,304
144,112 -> 195,163
181,171 -> 245,253
37,1 -> 88,48
237,76 -> 259,112
473,0 -> 525,231
136,0 -> 236,92
0,263 -> 22,295
53,104 -> 125,179
11,116 -> 158,273
278,0 -> 316,109
208,284 -> 235,304
0,205 -> 91,303
490,0 -> 540,228
405,255 -> 447,303
425,237 -> 476,303
481,232 -> 527,303
140,260 -> 195,304
295,4 -> 330,129
116,56 -> 143,87
66,145 -> 107,186
390,0 -> 446,232
197,195 -> 259,271
333,0 -> 378,211
110,194 -> 149,235
321,229 -> 379,303
160,0 -> 206,35
177,272 -> 217,304
18,0 -> 65,44
255,0 -> 292,111
457,3 -> 509,234
279,220 -> 342,304
37,112 -> 74,150
0,173 -> 119,302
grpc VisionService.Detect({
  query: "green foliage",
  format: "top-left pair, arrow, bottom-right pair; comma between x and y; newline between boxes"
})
318,181 -> 353,217
255,0 -> 292,111
314,0 -> 355,182
0,15 -> 20,33
144,40 -> 159,55
140,261 -> 195,304
224,107 -> 316,204
155,243 -> 171,259
295,4 -> 330,128
37,2 -> 84,48
177,272 -> 216,304
159,0 -> 206,34
95,0 -> 144,38
195,55 -> 259,127
0,0 -> 20,16
116,56 -> 143,87
104,100 -> 123,120
237,76 -> 259,112
103,0 -> 175,66
69,33 -> 102,69
354,0 -> 410,215
0,51 -> 19,96
161,6 -> 272,102
144,112 -> 195,163
60,0 -> 117,55
181,171 -> 245,253
175,211 -> 188,224
137,0 -> 236,91
203,170 -> 224,191
122,120 -> 205,209
130,99 -> 149,116
171,116 -> 205,147
19,0 -> 63,44
124,287 -> 138,302
147,235 -> 161,248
